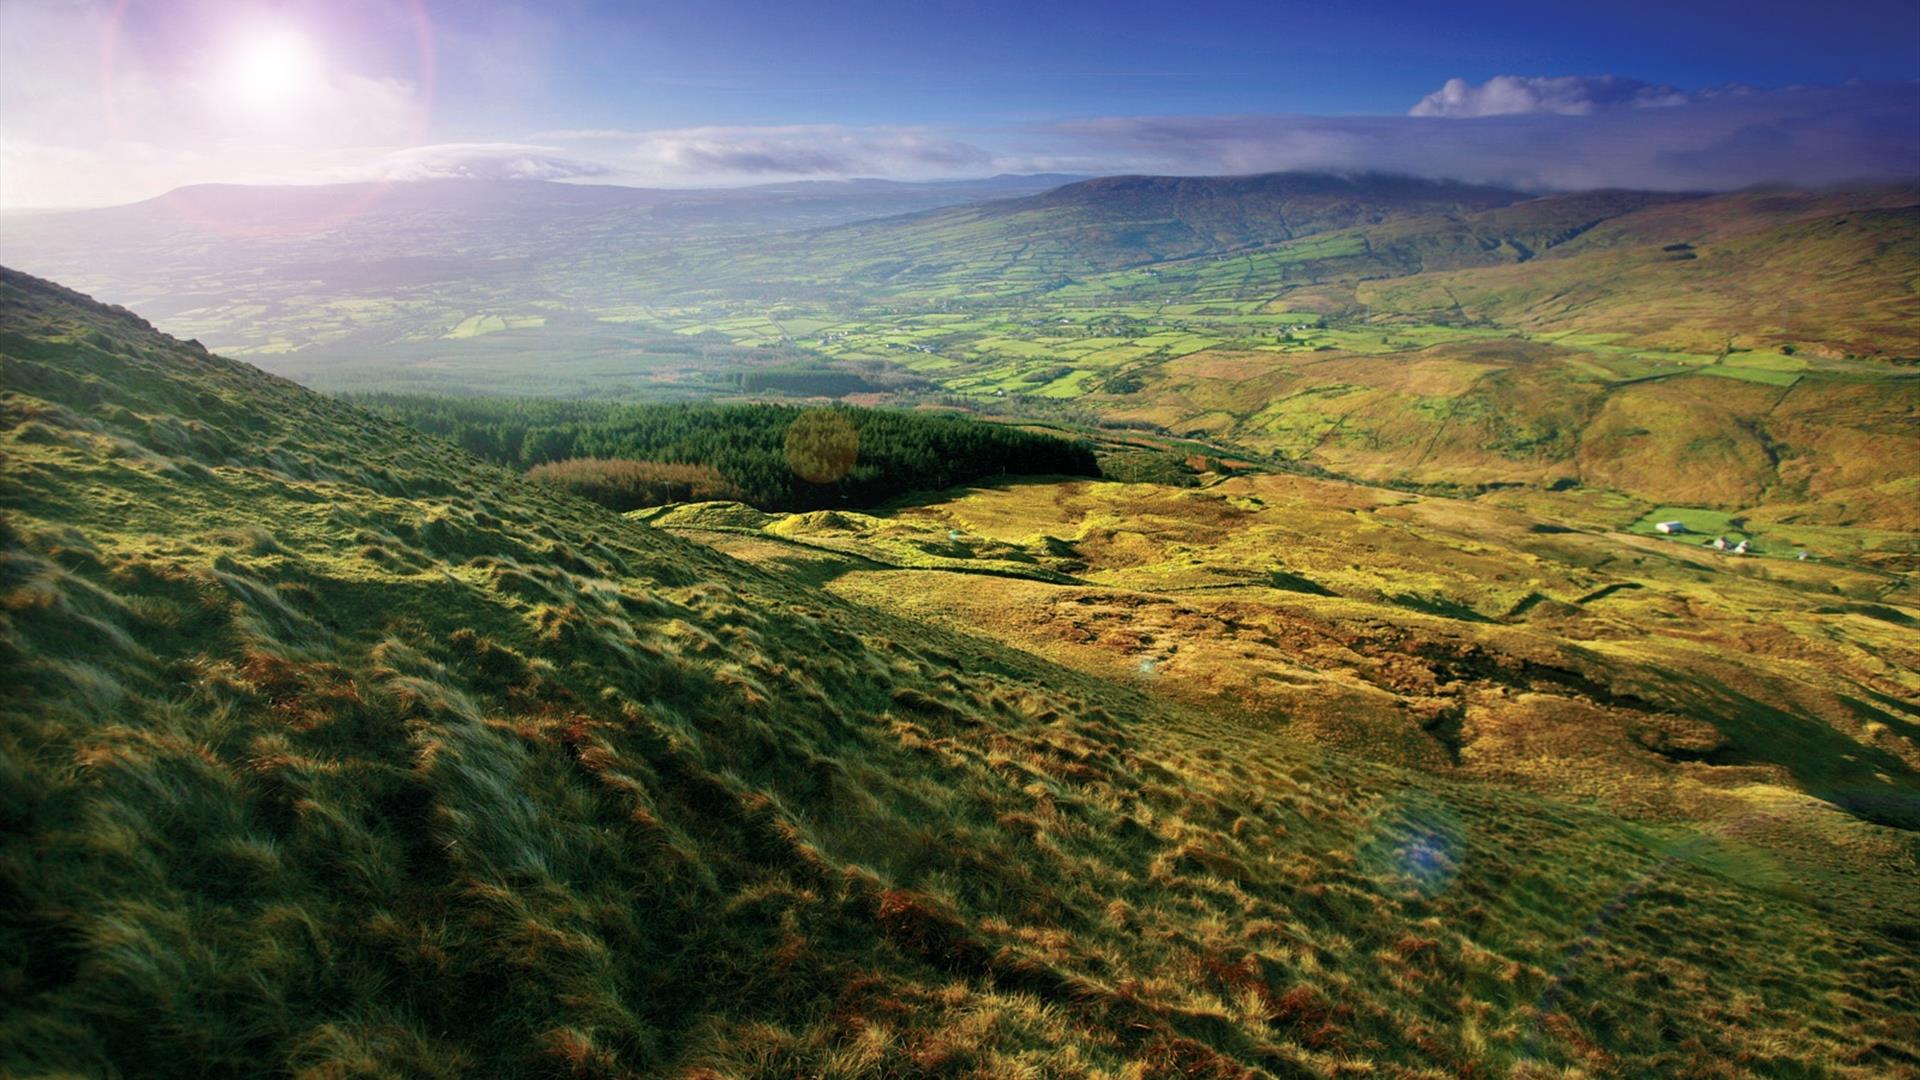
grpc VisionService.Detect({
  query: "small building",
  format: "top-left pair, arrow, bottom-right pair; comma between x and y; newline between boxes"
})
1655,521 -> 1687,534
1710,536 -> 1728,551
1795,550 -> 1810,561
1732,540 -> 1750,555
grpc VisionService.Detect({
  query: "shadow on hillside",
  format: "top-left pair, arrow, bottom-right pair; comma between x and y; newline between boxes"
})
875,473 -> 1100,514
1678,674 -> 1920,832
760,551 -> 869,589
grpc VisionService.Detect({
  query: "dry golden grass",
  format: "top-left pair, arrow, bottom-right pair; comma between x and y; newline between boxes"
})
677,472 -> 1920,925
6,266 -> 1919,1078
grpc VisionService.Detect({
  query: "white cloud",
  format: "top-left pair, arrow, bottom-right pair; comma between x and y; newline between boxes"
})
363,143 -> 611,182
607,125 -> 998,184
530,129 -> 650,142
1410,75 -> 1691,118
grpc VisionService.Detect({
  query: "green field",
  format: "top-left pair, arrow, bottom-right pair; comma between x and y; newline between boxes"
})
1628,507 -> 1754,550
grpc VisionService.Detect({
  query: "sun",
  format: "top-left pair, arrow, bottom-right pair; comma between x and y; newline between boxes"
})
219,27 -> 324,121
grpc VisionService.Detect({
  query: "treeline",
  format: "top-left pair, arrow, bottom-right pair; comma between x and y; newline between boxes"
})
734,368 -> 879,396
351,394 -> 1101,511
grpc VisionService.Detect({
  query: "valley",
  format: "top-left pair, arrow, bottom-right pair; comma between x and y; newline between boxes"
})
3,169 -> 1917,1078
9,173 -> 1913,543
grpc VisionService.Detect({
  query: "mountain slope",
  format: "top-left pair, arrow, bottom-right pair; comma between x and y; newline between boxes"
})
945,171 -> 1529,258
721,172 -> 1532,288
3,267 -> 1918,1077
1363,197 -> 1920,356
5,173 -> 1913,384
0,175 -> 1079,325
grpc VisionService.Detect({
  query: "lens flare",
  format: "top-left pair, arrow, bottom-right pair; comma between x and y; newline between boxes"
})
1358,799 -> 1462,900
784,410 -> 859,485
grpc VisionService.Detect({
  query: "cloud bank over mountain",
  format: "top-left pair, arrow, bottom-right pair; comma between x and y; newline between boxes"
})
1036,81 -> 1920,191
494,80 -> 1914,193
1409,74 -> 1692,117
367,143 -> 614,183
544,125 -> 1000,181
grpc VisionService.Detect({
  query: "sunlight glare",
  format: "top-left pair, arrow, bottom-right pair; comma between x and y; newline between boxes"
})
220,27 -> 324,121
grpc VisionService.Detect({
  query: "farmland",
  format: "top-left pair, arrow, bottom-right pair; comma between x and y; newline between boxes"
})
610,296 -> 1919,538
6,171 -> 1912,539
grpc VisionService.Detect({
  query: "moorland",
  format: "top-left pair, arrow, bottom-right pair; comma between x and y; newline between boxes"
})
2,168 -> 1917,1077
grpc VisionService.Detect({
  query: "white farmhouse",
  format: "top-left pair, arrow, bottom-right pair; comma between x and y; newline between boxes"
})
1655,521 -> 1687,534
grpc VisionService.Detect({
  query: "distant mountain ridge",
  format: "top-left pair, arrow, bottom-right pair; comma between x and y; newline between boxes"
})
1004,170 -> 1529,220
0,174 -> 1086,316
740,174 -> 1919,324
0,168 -> 1913,383
796,170 -> 1537,276
21,173 -> 1093,217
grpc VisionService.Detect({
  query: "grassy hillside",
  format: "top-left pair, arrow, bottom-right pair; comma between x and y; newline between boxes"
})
4,268 -> 1920,1078
749,172 -> 1530,285
6,172 -> 1914,495
1362,197 -> 1920,357
652,477 -> 1920,839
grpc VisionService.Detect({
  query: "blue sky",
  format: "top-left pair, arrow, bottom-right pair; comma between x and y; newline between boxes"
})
450,0 -> 1920,129
1,0 -> 1916,206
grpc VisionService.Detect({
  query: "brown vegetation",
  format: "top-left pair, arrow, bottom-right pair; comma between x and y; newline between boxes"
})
526,457 -> 740,511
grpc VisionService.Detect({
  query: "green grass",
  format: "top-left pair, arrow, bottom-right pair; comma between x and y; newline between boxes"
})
1628,506 -> 1747,539
6,266 -> 1918,1078
1698,364 -> 1802,387
586,290 -> 1915,532
4,174 -> 1919,1074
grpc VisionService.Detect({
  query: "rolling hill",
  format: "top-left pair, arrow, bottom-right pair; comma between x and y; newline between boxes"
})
620,177 -> 1916,533
5,267 -> 1918,1077
12,169 -> 1907,549
5,171 -> 1913,380
759,172 -> 1535,282
0,174 -> 1080,327
604,176 -> 1918,323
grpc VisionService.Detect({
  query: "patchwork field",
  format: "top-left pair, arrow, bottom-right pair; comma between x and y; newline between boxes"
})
633,301 -> 1919,532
